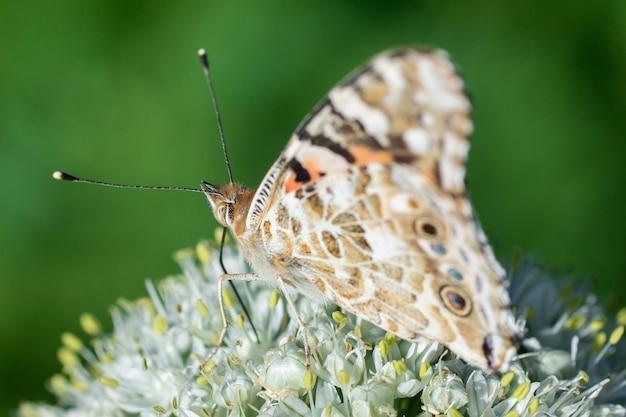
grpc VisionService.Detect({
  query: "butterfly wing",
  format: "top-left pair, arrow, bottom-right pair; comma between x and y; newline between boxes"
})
247,48 -> 470,228
244,48 -> 518,372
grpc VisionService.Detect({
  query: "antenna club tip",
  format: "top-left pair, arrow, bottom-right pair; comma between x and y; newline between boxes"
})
52,171 -> 77,181
198,49 -> 209,69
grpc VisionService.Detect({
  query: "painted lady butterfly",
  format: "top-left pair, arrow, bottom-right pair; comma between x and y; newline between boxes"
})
202,48 -> 520,372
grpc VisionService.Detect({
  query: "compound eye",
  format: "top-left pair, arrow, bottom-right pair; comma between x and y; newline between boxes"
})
224,203 -> 234,226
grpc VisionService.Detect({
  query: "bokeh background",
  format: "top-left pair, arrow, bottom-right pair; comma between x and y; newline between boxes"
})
2,0 -> 625,413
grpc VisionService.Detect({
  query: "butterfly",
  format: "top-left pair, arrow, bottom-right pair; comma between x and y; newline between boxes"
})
201,47 -> 520,372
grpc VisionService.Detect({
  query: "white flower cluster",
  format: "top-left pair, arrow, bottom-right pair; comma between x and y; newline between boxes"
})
17,243 -> 626,417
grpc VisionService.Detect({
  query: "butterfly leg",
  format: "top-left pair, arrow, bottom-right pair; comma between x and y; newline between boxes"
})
276,275 -> 312,369
201,272 -> 260,371
201,272 -> 312,371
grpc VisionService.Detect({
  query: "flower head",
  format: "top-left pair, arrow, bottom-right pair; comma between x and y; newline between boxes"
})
18,243 -> 626,416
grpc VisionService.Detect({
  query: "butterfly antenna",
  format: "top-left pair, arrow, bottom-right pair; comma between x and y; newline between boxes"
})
198,49 -> 260,344
52,171 -> 203,193
53,170 -> 261,343
198,49 -> 234,184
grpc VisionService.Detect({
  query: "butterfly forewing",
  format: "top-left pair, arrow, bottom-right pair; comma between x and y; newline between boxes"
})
205,48 -> 519,372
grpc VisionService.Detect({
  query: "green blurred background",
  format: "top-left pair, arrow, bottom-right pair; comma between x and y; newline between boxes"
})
1,0 -> 625,413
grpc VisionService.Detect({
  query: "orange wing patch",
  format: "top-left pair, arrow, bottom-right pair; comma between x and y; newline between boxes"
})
284,145 -> 394,194
349,145 -> 394,166
284,158 -> 323,194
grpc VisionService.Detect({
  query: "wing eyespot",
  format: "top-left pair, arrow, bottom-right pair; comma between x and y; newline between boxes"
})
439,285 -> 472,317
422,223 -> 437,234
414,216 -> 446,241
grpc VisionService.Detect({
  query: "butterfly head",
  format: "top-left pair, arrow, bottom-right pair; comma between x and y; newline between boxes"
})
201,182 -> 254,235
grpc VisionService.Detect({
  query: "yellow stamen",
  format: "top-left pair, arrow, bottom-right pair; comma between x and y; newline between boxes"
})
196,299 -> 209,317
592,332 -> 606,352
61,332 -> 83,352
79,313 -> 101,335
617,307 -> 626,326
449,409 -> 463,417
304,369 -> 315,389
337,370 -> 350,385
392,360 -> 407,375
589,319 -> 606,332
565,316 -> 585,330
153,405 -> 167,414
57,347 -> 79,368
99,377 -> 119,388
578,370 -> 589,384
419,362 -> 430,379
379,340 -> 389,356
512,382 -> 530,400
195,242 -> 212,264
610,326 -> 624,345
500,371 -> 515,387
153,315 -> 168,335
269,290 -> 280,309
173,248 -> 194,263
49,374 -> 68,396
222,288 -> 234,309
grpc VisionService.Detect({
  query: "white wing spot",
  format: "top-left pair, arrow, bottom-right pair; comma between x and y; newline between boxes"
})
389,193 -> 414,213
330,87 -> 389,136
299,146 -> 351,175
443,132 -> 469,160
303,105 -> 333,136
404,128 -> 432,155
421,111 -> 436,128
417,59 -> 467,113
373,56 -> 407,90
440,158 -> 465,191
